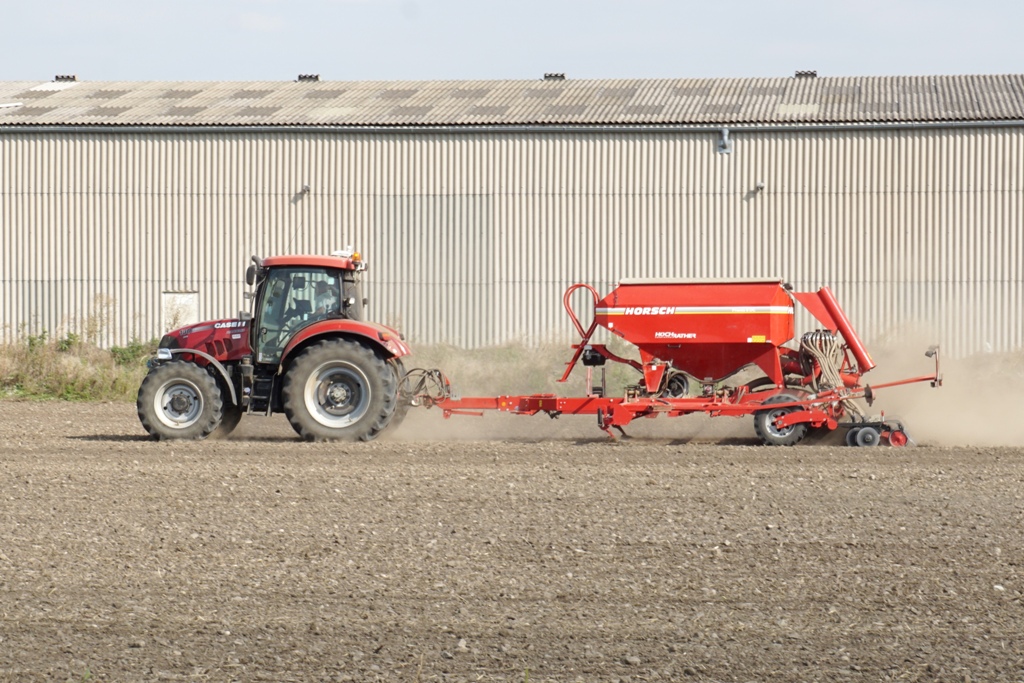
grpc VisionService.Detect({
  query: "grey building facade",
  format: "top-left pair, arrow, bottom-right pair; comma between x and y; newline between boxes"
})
1,74 -> 1022,355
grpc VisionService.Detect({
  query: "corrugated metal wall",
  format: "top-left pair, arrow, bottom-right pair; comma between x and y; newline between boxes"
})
1,126 -> 1021,355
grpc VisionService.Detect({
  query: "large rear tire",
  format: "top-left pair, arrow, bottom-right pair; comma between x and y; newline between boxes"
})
753,392 -> 809,446
282,339 -> 396,442
360,358 -> 411,442
137,361 -> 225,440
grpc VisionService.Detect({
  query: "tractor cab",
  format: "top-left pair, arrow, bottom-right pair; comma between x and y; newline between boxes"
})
247,251 -> 367,365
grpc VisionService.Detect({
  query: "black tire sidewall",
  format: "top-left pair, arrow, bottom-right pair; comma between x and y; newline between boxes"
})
388,362 -> 412,431
361,358 -> 409,442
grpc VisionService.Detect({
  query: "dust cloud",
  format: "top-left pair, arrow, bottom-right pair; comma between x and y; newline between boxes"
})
867,334 -> 1024,447
396,336 -> 1024,447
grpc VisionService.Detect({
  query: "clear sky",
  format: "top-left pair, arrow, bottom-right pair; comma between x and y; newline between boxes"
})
2,0 -> 1022,83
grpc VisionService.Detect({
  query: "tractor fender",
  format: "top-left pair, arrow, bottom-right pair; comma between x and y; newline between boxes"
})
280,319 -> 411,367
155,348 -> 239,406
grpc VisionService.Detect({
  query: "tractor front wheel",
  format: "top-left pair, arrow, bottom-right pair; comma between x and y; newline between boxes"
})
282,339 -> 396,442
137,361 -> 225,440
753,393 -> 809,446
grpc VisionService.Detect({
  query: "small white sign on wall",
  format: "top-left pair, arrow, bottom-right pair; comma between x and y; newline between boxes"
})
162,291 -> 198,332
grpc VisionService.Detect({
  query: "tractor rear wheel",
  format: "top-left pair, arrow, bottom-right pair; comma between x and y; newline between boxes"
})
137,361 -> 225,440
753,393 -> 809,446
282,339 -> 397,442
388,358 -> 412,431
361,358 -> 411,442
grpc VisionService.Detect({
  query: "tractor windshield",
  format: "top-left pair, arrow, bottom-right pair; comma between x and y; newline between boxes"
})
253,267 -> 342,364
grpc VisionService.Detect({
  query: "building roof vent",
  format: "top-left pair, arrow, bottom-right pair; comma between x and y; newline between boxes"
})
54,74 -> 78,82
543,73 -> 566,81
297,74 -> 320,82
794,70 -> 817,79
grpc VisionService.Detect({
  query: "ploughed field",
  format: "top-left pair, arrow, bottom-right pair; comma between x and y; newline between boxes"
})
2,400 -> 1023,682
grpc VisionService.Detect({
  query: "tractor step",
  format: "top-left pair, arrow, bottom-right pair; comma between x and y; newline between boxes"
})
247,377 -> 276,416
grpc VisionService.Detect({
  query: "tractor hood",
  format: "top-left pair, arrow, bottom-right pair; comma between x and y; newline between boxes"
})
158,319 -> 252,362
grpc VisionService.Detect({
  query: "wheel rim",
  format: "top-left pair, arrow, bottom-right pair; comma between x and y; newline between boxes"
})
304,361 -> 372,429
856,427 -> 880,447
153,379 -> 204,429
764,406 -> 795,438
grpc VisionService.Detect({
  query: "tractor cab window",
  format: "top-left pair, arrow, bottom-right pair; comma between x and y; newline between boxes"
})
254,267 -> 341,364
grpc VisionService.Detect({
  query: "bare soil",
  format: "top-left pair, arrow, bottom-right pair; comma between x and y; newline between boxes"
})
2,401 -> 1024,682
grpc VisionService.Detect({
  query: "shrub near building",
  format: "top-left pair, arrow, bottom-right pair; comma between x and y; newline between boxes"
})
0,333 -> 155,401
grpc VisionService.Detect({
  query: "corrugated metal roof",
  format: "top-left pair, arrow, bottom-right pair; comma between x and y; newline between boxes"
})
1,75 -> 1022,127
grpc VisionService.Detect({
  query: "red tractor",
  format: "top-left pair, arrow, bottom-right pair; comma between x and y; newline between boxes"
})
137,249 -> 410,441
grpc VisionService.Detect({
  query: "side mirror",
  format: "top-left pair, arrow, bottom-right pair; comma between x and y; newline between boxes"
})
245,265 -> 256,286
